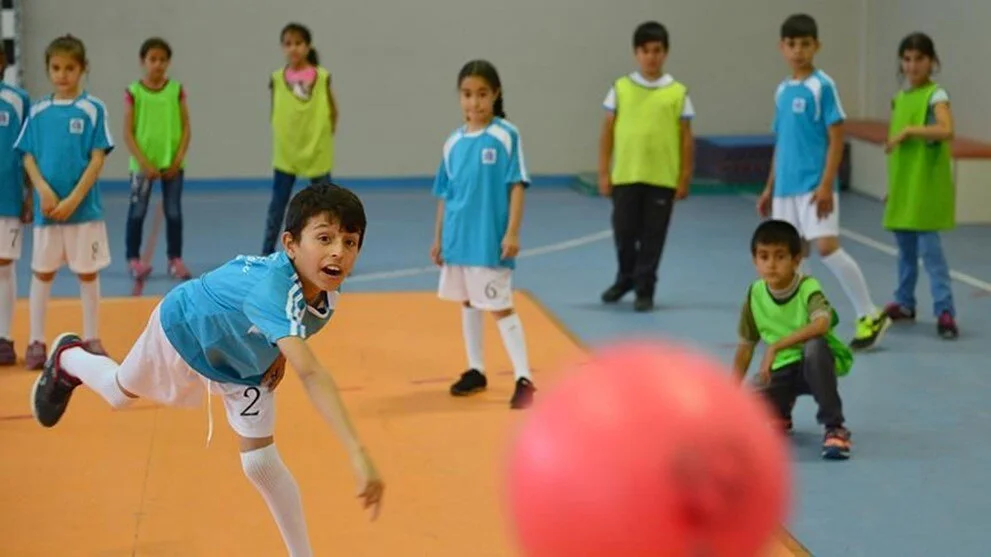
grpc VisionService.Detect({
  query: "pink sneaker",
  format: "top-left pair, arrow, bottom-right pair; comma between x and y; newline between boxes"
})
25,341 -> 47,370
129,259 -> 152,281
168,258 -> 192,280
0,338 -> 16,366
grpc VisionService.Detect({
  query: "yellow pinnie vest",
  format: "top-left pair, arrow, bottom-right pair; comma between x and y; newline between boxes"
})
610,76 -> 686,188
271,66 -> 334,177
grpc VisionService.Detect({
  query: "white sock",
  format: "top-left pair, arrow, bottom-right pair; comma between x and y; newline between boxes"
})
61,346 -> 134,409
821,248 -> 876,319
241,444 -> 313,557
0,263 -> 14,339
29,276 -> 52,343
462,306 -> 485,372
497,313 -> 531,381
79,278 -> 100,339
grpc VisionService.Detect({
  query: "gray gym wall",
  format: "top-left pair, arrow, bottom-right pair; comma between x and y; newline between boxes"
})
22,0 -> 868,182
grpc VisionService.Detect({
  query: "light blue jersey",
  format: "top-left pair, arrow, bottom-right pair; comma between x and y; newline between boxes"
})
432,117 -> 530,269
771,70 -> 846,197
159,251 -> 336,386
0,84 -> 30,219
13,92 -> 115,226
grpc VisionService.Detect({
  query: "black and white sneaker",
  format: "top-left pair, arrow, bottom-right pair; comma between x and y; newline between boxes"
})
31,332 -> 86,428
510,378 -> 536,410
450,369 -> 487,396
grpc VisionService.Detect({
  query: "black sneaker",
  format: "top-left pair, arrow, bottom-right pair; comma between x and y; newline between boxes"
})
601,283 -> 632,303
31,333 -> 86,428
633,295 -> 654,312
510,378 -> 536,410
450,369 -> 487,396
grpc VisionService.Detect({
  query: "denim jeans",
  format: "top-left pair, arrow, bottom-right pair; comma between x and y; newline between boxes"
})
261,170 -> 331,255
125,170 -> 184,260
892,230 -> 955,317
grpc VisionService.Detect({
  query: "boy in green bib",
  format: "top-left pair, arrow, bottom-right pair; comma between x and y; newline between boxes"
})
598,21 -> 694,312
123,37 -> 192,282
734,219 -> 853,460
881,32 -> 958,339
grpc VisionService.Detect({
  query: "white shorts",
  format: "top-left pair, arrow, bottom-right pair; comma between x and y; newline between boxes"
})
0,217 -> 25,261
771,191 -> 840,241
32,221 -> 111,274
116,304 -> 276,439
438,264 -> 514,311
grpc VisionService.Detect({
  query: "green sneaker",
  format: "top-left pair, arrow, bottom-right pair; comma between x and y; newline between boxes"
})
849,311 -> 891,351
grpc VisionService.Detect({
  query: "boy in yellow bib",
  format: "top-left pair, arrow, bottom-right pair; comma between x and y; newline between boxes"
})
734,219 -> 854,460
598,21 -> 694,312
263,23 -> 337,256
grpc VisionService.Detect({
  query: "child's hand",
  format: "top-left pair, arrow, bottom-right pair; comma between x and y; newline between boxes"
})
884,131 -> 906,154
143,166 -> 161,181
758,348 -> 775,385
261,354 -> 287,390
756,189 -> 772,218
162,164 -> 181,180
38,187 -> 58,216
597,174 -> 612,197
430,241 -> 443,266
501,233 -> 520,259
48,194 -> 82,221
809,187 -> 834,220
675,181 -> 689,200
353,451 -> 384,521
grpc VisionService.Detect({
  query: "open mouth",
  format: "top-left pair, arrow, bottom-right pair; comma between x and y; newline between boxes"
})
322,265 -> 342,278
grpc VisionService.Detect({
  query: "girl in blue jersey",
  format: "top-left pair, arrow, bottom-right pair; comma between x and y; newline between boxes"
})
15,35 -> 114,370
31,183 -> 384,555
431,60 -> 537,410
0,47 -> 32,366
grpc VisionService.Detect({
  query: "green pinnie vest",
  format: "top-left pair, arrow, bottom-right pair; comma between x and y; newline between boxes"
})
128,80 -> 185,172
884,81 -> 955,231
748,276 -> 853,376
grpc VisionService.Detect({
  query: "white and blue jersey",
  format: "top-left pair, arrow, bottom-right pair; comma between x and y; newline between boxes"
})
432,117 -> 529,269
0,84 -> 30,219
771,70 -> 846,197
159,252 -> 336,387
13,92 -> 114,225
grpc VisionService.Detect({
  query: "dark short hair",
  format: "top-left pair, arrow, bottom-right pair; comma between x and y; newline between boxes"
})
634,21 -> 669,50
751,220 -> 802,256
284,181 -> 367,248
781,14 -> 818,40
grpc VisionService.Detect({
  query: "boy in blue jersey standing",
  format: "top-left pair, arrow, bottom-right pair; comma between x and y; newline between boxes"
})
756,14 -> 891,351
431,60 -> 537,409
30,183 -> 385,556
0,47 -> 32,366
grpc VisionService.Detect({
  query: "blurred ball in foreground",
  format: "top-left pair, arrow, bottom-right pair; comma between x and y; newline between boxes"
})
505,341 -> 791,557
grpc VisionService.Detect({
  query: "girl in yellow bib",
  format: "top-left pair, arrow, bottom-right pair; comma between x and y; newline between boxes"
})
263,23 -> 338,255
882,33 -> 958,339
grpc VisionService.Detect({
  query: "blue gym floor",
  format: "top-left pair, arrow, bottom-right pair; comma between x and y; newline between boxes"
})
19,183 -> 991,556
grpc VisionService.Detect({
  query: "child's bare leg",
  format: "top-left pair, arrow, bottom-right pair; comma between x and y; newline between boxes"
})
239,435 -> 313,557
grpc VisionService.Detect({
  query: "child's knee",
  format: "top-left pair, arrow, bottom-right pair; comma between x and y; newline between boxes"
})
34,271 -> 56,282
77,272 -> 98,282
492,307 -> 515,320
814,236 -> 840,257
802,337 -> 830,360
238,434 -> 275,454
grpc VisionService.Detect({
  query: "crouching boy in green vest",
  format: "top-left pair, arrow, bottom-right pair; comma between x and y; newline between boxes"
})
734,219 -> 855,460
598,21 -> 695,312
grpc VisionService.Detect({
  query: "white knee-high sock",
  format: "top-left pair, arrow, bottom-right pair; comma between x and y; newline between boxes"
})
61,347 -> 133,408
462,306 -> 485,372
497,313 -> 531,381
79,278 -> 100,339
821,249 -> 876,319
0,263 -> 15,339
29,276 -> 52,343
241,444 -> 312,557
